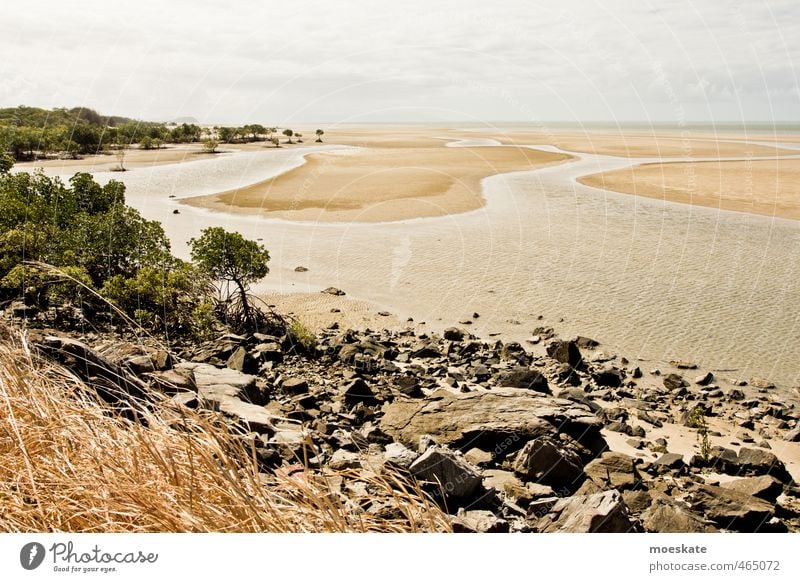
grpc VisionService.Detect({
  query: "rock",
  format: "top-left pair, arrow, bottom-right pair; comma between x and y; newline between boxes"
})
443,327 -> 466,342
652,453 -> 685,471
35,336 -> 149,405
728,388 -> 746,400
694,371 -> 714,385
631,367 -> 642,378
784,426 -> 800,442
575,336 -> 599,349
177,362 -> 261,402
211,397 -> 277,434
409,447 -> 482,498
750,377 -> 776,390
721,475 -> 784,502
383,442 -> 418,469
341,378 -> 377,407
191,334 -> 246,363
496,367 -> 549,394
253,342 -> 283,363
226,346 -> 260,375
380,388 -> 604,455
734,447 -> 793,483
642,499 -> 717,533
584,452 -> 641,490
537,490 -> 633,533
622,490 -> 652,513
124,355 -> 156,376
294,266 -> 309,272
689,484 -> 774,531
592,366 -> 625,388
513,436 -> 585,489
546,339 -> 583,368
149,369 -> 196,394
670,360 -> 698,369
10,300 -> 30,318
322,287 -> 345,296
663,373 -> 688,391
410,342 -> 441,359
328,449 -> 361,470
451,510 -> 509,533
282,378 -> 309,395
464,447 -> 494,467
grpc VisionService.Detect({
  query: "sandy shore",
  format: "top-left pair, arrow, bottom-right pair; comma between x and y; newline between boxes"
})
578,158 -> 800,220
182,145 -> 573,223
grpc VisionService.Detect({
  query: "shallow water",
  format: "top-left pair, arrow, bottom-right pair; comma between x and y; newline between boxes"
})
31,143 -> 800,388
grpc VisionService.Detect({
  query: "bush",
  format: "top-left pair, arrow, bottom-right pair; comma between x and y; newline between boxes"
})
288,319 -> 317,354
101,262 -> 211,337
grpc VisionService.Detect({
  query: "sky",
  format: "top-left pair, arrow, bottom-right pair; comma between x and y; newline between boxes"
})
1,0 -> 798,125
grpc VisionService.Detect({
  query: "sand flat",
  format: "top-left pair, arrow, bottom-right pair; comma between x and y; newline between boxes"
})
182,145 -> 574,222
578,158 -> 800,220
463,130 -> 796,158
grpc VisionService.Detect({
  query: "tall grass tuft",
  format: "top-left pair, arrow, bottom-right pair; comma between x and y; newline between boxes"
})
0,324 -> 450,532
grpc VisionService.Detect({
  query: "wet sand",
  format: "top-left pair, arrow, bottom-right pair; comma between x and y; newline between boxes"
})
182,145 -> 573,223
578,158 -> 800,221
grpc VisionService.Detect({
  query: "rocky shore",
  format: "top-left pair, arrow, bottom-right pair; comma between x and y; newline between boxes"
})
9,304 -> 800,533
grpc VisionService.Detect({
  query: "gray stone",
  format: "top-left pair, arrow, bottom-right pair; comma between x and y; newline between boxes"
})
380,388 -> 603,454
443,327 -> 466,342
496,367 -> 549,393
176,362 -> 260,403
282,378 -> 309,395
226,346 -> 260,375
784,426 -> 800,442
513,436 -> 585,488
584,452 -> 641,490
663,373 -> 688,390
537,490 -> 633,533
409,447 -> 482,498
694,371 -> 714,385
689,484 -> 774,531
721,475 -> 784,502
546,339 -> 583,368
328,449 -> 361,470
383,442 -> 418,469
642,499 -> 717,533
341,378 -> 377,406
322,287 -> 345,296
653,453 -> 685,471
464,447 -> 494,467
149,369 -> 196,394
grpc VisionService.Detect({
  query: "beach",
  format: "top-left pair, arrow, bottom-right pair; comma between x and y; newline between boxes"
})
17,125 -> 800,388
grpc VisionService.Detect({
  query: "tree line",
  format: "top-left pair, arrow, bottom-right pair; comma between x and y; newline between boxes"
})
0,105 -> 326,161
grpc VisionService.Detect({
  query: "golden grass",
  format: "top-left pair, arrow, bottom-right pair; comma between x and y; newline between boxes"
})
0,324 -> 450,532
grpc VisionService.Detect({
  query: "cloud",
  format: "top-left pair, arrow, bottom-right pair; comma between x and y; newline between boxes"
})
1,0 -> 798,122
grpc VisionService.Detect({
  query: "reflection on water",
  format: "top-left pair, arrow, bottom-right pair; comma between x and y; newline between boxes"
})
33,143 -> 800,388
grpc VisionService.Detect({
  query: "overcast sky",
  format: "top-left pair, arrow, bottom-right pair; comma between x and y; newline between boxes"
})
1,0 -> 798,124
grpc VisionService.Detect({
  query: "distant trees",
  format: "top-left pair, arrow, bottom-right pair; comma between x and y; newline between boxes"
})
316,129 -> 324,142
0,105 -> 296,162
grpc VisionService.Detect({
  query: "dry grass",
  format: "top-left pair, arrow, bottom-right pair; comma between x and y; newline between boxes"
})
0,324 -> 450,532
